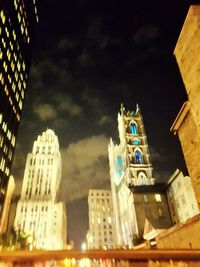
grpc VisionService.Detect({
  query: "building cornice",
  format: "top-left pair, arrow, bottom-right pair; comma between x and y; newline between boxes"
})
170,101 -> 190,134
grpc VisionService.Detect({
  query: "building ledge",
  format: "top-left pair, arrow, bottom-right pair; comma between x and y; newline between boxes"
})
170,101 -> 189,134
128,183 -> 166,193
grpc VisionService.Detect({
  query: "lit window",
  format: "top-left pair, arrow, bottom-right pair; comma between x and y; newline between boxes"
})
2,37 -> 6,48
5,27 -> 9,38
14,0 -> 17,10
0,73 -> 4,85
107,217 -> 112,224
13,29 -> 16,41
19,100 -> 22,110
135,150 -> 143,164
158,208 -> 163,217
17,12 -> 21,23
155,194 -> 161,202
0,10 -> 6,24
144,195 -> 148,203
130,122 -> 137,135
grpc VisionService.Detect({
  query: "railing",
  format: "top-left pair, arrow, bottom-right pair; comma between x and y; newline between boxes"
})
0,249 -> 200,266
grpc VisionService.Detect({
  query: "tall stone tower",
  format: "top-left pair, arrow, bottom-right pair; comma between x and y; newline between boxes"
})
118,103 -> 155,186
14,129 -> 66,250
109,105 -> 171,247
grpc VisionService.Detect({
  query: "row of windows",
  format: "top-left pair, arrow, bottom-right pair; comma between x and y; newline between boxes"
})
90,192 -> 111,197
90,205 -> 111,212
27,168 -> 53,178
34,145 -> 56,155
14,0 -> 30,43
33,0 -> 39,23
29,157 -> 54,165
143,194 -> 162,203
0,114 -> 16,146
20,205 -> 48,212
0,10 -> 28,120
91,216 -> 112,224
25,180 -> 52,198
0,143 -> 13,161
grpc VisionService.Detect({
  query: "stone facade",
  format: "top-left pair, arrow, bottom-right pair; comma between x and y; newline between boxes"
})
174,6 -> 200,119
171,5 -> 200,208
87,189 -> 116,249
156,214 -> 200,249
166,169 -> 199,224
14,129 -> 67,250
109,105 -> 172,248
133,191 -> 172,236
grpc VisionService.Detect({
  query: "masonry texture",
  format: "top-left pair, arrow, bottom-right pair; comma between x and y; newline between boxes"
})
156,214 -> 200,249
173,5 -> 200,207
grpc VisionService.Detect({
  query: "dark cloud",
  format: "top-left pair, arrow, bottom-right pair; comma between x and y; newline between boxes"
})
33,103 -> 57,121
133,24 -> 160,45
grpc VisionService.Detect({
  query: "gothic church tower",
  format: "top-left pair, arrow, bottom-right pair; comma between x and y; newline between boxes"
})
108,104 -> 158,247
118,103 -> 155,186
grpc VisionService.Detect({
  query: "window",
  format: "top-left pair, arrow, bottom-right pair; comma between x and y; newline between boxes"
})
135,150 -> 143,164
130,122 -> 137,135
138,171 -> 147,185
144,195 -> 148,203
107,217 -> 112,224
158,208 -> 163,217
155,194 -> 161,202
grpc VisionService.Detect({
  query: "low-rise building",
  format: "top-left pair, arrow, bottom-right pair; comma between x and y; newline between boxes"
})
166,169 -> 199,224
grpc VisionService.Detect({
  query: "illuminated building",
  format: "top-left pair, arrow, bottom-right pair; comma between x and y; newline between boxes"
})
171,5 -> 200,209
166,169 -> 199,224
0,1 -> 39,233
14,129 -> 67,250
87,189 -> 116,249
108,104 -> 171,247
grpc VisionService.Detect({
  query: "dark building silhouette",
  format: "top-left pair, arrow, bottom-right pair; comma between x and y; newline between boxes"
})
0,0 -> 39,233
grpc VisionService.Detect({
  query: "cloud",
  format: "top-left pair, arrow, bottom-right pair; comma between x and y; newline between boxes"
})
55,95 -> 83,117
61,135 -> 110,202
57,38 -> 76,52
78,49 -> 92,66
133,24 -> 160,44
98,115 -> 112,126
33,103 -> 57,121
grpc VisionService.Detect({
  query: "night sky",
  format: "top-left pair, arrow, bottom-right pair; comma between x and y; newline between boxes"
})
12,0 -> 198,247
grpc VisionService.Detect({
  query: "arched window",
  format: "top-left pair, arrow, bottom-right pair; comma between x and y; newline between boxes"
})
138,171 -> 147,185
130,122 -> 137,135
135,150 -> 143,164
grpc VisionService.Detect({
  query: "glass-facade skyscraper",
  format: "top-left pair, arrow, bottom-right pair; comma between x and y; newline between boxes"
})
0,0 -> 39,233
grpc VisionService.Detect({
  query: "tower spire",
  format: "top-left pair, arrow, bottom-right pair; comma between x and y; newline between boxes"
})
120,103 -> 125,115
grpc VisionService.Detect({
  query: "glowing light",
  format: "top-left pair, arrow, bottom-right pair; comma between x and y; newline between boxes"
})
81,242 -> 87,251
79,258 -> 91,267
